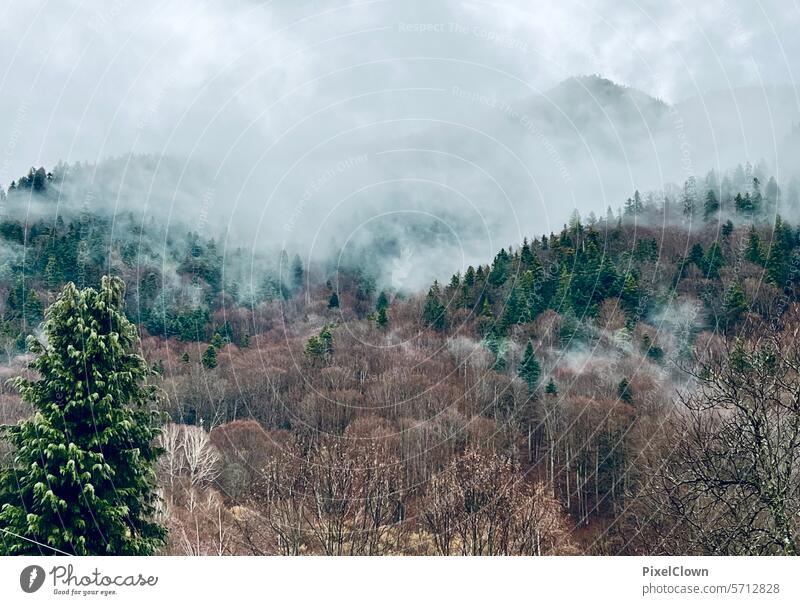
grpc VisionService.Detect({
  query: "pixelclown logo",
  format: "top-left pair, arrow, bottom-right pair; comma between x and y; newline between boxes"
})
20,565 -> 45,593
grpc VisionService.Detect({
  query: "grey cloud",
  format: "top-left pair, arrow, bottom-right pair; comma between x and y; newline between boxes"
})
1,0 -> 799,287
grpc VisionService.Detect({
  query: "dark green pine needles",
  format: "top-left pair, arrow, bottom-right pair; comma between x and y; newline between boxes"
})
0,276 -> 166,555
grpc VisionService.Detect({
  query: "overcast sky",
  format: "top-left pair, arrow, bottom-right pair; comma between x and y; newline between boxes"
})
1,0 -> 799,287
2,0 -> 799,182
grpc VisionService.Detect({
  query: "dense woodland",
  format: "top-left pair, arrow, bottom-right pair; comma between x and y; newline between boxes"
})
2,160 -> 800,555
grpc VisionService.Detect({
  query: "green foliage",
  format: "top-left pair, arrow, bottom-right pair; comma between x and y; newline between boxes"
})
723,282 -> 749,328
703,189 -> 720,220
721,220 -> 734,239
422,282 -> 446,332
146,307 -> 210,342
518,342 -> 541,393
641,334 -> 664,363
483,331 -> 507,371
744,226 -> 764,265
766,216 -> 795,287
210,331 -> 226,349
702,242 -> 724,279
201,345 -> 218,369
328,292 -> 340,309
376,291 -> 389,311
291,254 -> 304,292
305,325 -> 335,363
0,277 -> 166,555
375,306 -> 389,329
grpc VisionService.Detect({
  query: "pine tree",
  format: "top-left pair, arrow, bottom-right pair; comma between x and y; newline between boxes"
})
376,306 -> 388,329
210,331 -> 225,349
751,177 -> 762,215
621,273 -> 640,313
545,378 -> 558,396
422,282 -> 446,332
518,342 -> 541,393
520,239 -> 534,268
744,226 -> 764,265
766,216 -> 795,286
703,242 -> 725,279
723,282 -> 748,328
500,286 -> 523,333
201,345 -> 217,369
703,189 -> 719,220
328,291 -> 340,309
721,220 -> 734,240
0,277 -> 166,554
291,254 -> 304,293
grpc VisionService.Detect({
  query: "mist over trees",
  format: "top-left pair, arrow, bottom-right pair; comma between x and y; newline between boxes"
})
2,157 -> 800,555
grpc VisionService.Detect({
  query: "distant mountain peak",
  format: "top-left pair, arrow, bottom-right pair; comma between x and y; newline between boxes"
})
548,75 -> 669,108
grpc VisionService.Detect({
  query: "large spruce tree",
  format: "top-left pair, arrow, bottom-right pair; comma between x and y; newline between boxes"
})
0,277 -> 166,555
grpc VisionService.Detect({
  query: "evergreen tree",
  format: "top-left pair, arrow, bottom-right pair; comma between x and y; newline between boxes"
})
744,226 -> 764,265
723,282 -> 748,328
545,378 -> 558,396
328,291 -> 340,309
488,249 -> 511,287
621,273 -> 640,313
306,325 -> 335,363
765,176 -> 779,214
721,220 -> 734,240
500,286 -> 523,333
735,192 -> 754,215
319,325 -> 334,357
751,177 -> 763,215
291,254 -> 304,292
0,277 -> 166,555
32,167 -> 47,192
422,282 -> 446,332
766,216 -> 795,286
703,189 -> 720,220
464,266 -> 476,287
201,345 -> 218,369
518,342 -> 541,393
376,306 -> 388,329
210,331 -> 225,349
520,239 -> 534,268
688,243 -> 705,267
376,291 -> 389,311
702,242 -> 725,279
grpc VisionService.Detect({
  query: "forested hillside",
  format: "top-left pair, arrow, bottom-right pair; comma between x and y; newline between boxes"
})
2,160 -> 800,555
